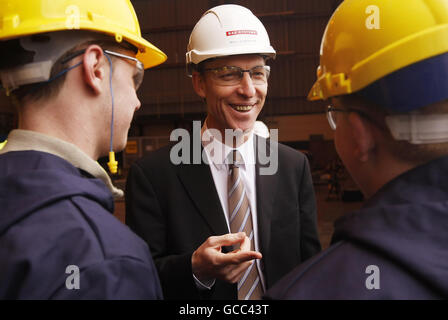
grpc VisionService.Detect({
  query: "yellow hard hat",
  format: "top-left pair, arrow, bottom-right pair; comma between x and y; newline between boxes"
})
0,0 -> 167,69
308,0 -> 448,112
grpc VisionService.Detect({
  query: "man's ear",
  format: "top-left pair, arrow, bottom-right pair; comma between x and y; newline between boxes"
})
348,112 -> 376,163
82,45 -> 106,95
192,71 -> 206,99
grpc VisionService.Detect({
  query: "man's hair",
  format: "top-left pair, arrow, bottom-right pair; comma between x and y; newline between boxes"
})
336,93 -> 448,165
0,34 -> 137,106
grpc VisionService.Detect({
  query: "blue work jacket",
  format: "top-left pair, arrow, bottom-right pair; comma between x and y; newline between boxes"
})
0,150 -> 163,299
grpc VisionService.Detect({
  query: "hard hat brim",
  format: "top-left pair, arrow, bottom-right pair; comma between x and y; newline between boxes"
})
123,31 -> 167,69
187,46 -> 276,66
0,16 -> 167,70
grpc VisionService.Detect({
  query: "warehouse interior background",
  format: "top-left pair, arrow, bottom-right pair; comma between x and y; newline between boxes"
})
0,0 -> 365,249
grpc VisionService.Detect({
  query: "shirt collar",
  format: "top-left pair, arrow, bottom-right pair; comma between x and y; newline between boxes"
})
201,122 -> 255,171
0,129 -> 123,198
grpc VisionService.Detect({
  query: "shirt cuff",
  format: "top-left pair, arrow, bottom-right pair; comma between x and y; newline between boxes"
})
193,273 -> 216,290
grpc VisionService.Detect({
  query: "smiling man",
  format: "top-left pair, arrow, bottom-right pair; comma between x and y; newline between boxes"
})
192,54 -> 268,137
125,4 -> 321,300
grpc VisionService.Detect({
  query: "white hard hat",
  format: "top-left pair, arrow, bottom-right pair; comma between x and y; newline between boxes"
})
186,4 -> 276,75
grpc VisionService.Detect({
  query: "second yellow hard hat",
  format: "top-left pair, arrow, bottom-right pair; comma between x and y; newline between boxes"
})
308,0 -> 448,112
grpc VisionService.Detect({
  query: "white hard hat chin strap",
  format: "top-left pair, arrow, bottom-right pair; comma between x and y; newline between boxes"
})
386,113 -> 448,144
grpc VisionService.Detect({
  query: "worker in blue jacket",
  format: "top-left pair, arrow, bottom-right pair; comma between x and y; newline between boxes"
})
0,0 -> 166,299
266,0 -> 448,299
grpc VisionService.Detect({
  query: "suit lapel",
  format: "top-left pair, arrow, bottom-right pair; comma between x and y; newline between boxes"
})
254,135 -> 277,258
176,142 -> 229,237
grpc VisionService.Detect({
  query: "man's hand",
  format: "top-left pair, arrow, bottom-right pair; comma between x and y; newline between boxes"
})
192,232 -> 262,284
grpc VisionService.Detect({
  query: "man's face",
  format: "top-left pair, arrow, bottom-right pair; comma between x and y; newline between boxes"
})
108,49 -> 142,152
195,54 -> 268,135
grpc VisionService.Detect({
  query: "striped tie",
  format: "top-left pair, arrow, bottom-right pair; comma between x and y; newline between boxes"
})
228,150 -> 264,300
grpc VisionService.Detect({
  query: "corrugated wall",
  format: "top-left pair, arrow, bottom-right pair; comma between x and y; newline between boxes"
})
132,0 -> 342,119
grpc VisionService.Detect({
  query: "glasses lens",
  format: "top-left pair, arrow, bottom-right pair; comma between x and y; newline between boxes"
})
133,62 -> 144,90
250,66 -> 270,85
104,50 -> 144,90
212,66 -> 241,86
207,65 -> 270,86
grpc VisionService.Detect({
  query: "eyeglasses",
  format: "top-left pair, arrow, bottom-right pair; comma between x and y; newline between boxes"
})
203,65 -> 270,86
327,106 -> 344,130
327,105 -> 372,130
103,50 -> 144,90
61,48 -> 144,90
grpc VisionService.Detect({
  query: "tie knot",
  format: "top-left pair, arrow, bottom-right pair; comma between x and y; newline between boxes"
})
228,150 -> 244,169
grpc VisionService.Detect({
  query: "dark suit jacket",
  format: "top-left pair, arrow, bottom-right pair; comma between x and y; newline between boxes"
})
125,135 -> 321,299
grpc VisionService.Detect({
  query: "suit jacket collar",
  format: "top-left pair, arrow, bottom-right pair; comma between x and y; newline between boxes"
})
175,131 -> 229,237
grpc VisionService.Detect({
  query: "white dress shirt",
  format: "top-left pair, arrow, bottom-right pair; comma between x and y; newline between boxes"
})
193,123 -> 266,292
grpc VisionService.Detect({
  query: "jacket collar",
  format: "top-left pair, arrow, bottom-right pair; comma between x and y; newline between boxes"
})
0,129 -> 123,198
363,155 -> 448,208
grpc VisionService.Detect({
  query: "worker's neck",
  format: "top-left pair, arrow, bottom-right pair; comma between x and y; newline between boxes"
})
18,99 -> 101,160
357,153 -> 417,199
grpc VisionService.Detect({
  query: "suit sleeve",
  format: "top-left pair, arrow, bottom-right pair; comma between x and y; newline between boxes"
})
298,156 -> 322,261
125,162 -> 201,299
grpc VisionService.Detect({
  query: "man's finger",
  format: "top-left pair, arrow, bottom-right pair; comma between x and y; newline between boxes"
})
217,249 -> 262,265
229,235 -> 250,253
207,232 -> 246,248
240,235 -> 251,252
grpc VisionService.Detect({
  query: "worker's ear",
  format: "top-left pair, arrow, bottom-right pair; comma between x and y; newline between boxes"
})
82,45 -> 107,95
192,71 -> 206,99
348,112 -> 376,163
